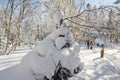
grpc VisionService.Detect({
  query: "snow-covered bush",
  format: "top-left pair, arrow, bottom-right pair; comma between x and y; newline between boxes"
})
18,27 -> 83,80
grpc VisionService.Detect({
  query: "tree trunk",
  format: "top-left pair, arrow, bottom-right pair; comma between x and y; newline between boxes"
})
4,0 -> 14,53
6,24 -> 20,55
5,28 -> 10,52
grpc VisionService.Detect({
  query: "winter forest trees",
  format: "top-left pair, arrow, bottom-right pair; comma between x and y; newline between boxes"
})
0,0 -> 120,54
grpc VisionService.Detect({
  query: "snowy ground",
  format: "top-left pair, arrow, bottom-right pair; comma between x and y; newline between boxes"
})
79,44 -> 120,80
0,47 -> 32,71
0,45 -> 120,80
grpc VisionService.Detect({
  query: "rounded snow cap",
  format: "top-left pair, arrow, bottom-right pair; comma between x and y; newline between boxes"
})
47,27 -> 73,41
55,37 -> 67,50
54,10 -> 64,24
36,39 -> 53,57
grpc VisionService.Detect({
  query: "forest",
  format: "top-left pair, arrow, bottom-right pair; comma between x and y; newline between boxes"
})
0,0 -> 120,80
0,0 -> 120,55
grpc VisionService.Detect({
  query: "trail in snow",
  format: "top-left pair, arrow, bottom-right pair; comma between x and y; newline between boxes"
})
79,47 -> 120,80
105,54 -> 120,75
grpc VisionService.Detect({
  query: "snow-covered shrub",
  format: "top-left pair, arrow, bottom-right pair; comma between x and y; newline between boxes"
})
18,27 -> 83,80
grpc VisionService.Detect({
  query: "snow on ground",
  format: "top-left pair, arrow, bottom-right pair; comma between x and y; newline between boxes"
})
0,47 -> 31,71
0,26 -> 120,80
0,45 -> 120,80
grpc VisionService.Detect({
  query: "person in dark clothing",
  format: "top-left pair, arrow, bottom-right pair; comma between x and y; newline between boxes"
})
86,40 -> 90,49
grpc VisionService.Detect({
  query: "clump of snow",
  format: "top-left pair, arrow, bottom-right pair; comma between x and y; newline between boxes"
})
54,10 -> 64,24
18,27 -> 82,79
36,27 -> 74,57
55,37 -> 67,50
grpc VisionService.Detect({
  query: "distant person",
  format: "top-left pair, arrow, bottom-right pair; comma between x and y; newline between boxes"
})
86,40 -> 90,49
89,40 -> 93,50
100,44 -> 104,58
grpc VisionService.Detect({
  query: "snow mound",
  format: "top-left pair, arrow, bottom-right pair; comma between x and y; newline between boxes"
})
0,27 -> 83,80
36,27 -> 74,57
19,27 -> 82,80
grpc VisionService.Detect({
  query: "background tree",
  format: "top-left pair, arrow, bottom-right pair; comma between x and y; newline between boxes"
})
0,0 -> 120,54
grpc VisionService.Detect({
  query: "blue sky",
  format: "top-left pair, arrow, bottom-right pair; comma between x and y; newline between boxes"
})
85,0 -> 115,6
75,0 -> 115,7
1,0 -> 8,4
